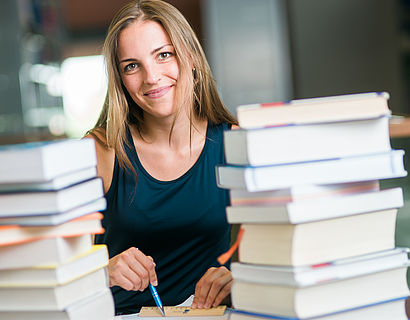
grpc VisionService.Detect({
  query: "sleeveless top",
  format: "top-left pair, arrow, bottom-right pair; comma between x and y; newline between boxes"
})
95,122 -> 231,315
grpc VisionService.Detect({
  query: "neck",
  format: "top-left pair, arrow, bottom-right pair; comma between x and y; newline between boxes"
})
135,111 -> 207,150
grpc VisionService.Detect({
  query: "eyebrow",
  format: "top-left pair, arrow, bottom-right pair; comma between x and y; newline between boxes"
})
118,44 -> 173,64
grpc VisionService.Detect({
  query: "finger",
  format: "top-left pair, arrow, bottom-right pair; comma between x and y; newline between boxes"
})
204,271 -> 232,308
107,253 -> 142,291
146,255 -> 158,286
133,250 -> 158,287
212,279 -> 232,307
193,268 -> 217,308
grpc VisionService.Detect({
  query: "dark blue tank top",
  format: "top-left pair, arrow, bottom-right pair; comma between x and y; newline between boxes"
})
95,122 -> 231,315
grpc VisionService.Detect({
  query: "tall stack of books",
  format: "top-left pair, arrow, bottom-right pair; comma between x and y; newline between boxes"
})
0,139 -> 114,320
217,92 -> 410,319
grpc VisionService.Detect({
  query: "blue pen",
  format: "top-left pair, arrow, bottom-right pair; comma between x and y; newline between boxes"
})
149,283 -> 165,316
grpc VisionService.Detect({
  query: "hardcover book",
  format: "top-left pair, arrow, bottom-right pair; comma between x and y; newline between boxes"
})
216,150 -> 406,192
0,138 -> 97,184
236,92 -> 391,129
224,116 -> 390,166
238,209 -> 397,266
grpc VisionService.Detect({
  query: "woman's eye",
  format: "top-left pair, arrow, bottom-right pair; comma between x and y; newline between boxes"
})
158,52 -> 172,60
124,63 -> 138,72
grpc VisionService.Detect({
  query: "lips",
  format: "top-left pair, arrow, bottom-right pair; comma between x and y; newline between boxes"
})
144,85 -> 173,99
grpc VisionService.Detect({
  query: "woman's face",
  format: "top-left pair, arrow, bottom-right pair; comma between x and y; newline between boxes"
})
117,20 -> 179,120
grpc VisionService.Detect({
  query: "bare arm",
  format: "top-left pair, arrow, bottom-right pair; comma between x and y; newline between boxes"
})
84,133 -> 158,291
84,132 -> 115,194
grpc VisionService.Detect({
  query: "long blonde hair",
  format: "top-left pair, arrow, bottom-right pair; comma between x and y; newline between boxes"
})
89,0 -> 237,172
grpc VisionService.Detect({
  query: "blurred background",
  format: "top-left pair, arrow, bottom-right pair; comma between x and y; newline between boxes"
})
1,0 -> 410,270
1,0 -> 409,142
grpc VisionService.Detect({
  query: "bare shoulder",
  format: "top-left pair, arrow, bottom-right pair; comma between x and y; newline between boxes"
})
84,129 -> 115,193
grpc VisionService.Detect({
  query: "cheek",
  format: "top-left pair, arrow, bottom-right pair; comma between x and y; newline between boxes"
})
168,62 -> 179,81
122,75 -> 142,94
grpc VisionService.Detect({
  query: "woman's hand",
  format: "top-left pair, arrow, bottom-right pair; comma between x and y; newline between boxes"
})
191,266 -> 232,309
107,247 -> 158,291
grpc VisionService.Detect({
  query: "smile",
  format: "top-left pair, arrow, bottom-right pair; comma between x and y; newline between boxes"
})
144,85 -> 173,99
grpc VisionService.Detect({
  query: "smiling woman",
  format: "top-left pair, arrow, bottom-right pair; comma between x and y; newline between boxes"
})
85,0 -> 237,316
117,20 -> 179,120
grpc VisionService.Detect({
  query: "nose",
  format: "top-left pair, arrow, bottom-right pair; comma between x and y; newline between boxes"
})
143,63 -> 160,84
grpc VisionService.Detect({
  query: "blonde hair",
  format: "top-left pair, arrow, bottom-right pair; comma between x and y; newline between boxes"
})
89,0 -> 236,173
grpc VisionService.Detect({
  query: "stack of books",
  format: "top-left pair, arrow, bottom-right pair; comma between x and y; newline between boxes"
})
217,92 -> 410,319
0,139 -> 114,320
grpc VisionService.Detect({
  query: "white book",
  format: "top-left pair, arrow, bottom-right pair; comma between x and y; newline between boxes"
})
239,209 -> 397,266
231,266 -> 409,319
0,245 -> 109,287
0,235 -> 92,270
229,181 -> 380,205
231,248 -> 409,287
229,297 -> 407,320
0,166 -> 97,192
0,212 -> 103,246
0,138 -> 97,184
227,188 -> 403,224
229,180 -> 380,205
0,178 -> 104,217
224,116 -> 391,166
0,287 -> 114,320
0,198 -> 106,226
0,267 -> 109,311
216,150 -> 406,191
236,91 -> 391,129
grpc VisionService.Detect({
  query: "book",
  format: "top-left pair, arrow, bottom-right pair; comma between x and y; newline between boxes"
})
226,188 -> 403,224
0,177 -> 104,217
239,209 -> 397,266
0,267 -> 108,311
0,198 -> 106,226
216,150 -> 406,192
0,166 -> 97,192
231,248 -> 409,287
224,116 -> 391,166
229,297 -> 408,320
0,212 -> 104,246
0,287 -> 115,320
229,180 -> 380,206
0,245 -> 108,287
231,266 -> 409,318
236,91 -> 391,129
0,138 -> 97,184
0,235 -> 92,270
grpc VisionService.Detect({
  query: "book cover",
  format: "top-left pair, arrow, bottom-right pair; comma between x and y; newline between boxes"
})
231,248 -> 409,287
0,235 -> 92,270
0,267 -> 109,311
0,197 -> 106,226
0,138 -> 97,184
226,188 -> 403,224
224,116 -> 391,166
0,178 -> 104,217
0,212 -> 104,246
0,244 -> 109,287
0,287 -> 114,320
229,296 -> 407,320
216,150 -> 407,192
231,267 -> 409,318
239,209 -> 397,266
0,167 -> 97,192
236,92 -> 391,129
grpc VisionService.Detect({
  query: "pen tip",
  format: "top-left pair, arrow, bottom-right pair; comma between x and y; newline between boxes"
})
160,307 -> 165,317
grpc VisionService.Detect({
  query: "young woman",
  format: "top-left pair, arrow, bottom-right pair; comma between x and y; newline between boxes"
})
87,0 -> 237,315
